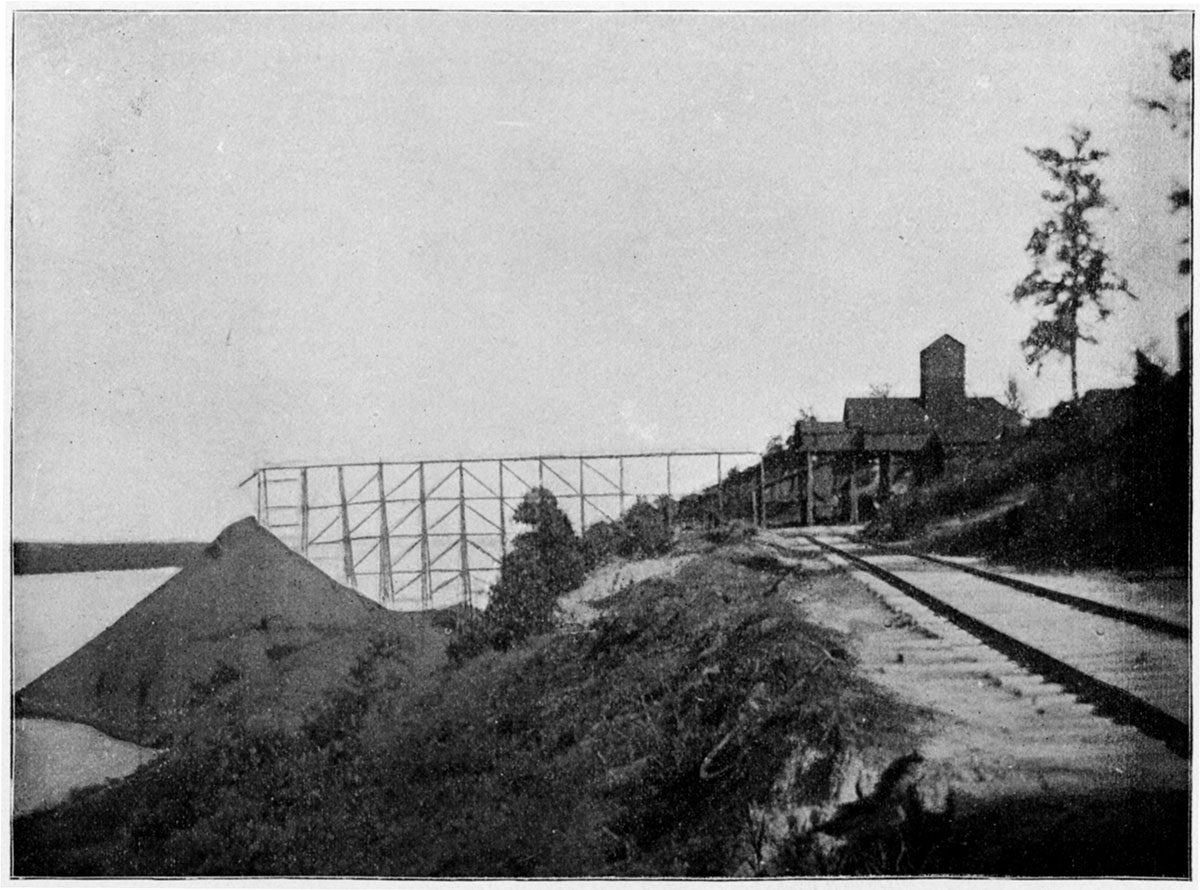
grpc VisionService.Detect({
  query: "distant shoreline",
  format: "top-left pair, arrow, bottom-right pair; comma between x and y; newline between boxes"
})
12,542 -> 207,576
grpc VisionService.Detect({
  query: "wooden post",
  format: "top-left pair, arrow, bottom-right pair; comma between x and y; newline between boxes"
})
579,457 -> 586,533
418,462 -> 431,608
255,471 -> 264,525
717,454 -> 724,520
751,488 -> 759,528
299,468 -> 310,558
1178,310 -> 1191,382
337,466 -> 358,589
619,457 -> 626,517
376,463 -> 394,604
458,462 -> 472,609
538,458 -> 545,490
665,454 -> 673,525
849,454 -> 860,524
757,462 -> 766,527
498,460 -> 507,556
805,451 -> 815,527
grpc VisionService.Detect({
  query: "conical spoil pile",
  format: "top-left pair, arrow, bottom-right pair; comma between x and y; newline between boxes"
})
16,517 -> 446,746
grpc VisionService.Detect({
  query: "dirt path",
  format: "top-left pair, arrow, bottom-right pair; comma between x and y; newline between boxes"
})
558,554 -> 698,625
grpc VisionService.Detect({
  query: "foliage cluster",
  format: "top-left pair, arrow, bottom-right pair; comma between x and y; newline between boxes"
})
1137,46 -> 1192,275
484,488 -> 587,650
701,519 -> 759,546
581,499 -> 673,568
675,466 -> 764,528
450,489 -> 677,662
1012,128 -> 1135,402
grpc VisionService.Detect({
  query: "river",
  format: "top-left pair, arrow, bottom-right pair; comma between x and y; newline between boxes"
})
12,569 -> 176,816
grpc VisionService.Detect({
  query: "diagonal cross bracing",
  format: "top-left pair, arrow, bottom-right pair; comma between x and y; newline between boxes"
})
540,459 -> 579,495
582,459 -> 620,491
466,502 -> 502,532
384,465 -> 422,500
246,449 -> 762,610
423,464 -> 459,500
462,464 -> 501,499
501,462 -> 536,492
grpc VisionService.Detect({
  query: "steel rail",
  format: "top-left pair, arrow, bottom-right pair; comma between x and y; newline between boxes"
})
874,545 -> 1190,640
803,534 -> 1190,760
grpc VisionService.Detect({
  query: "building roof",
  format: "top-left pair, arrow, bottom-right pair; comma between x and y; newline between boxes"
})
808,335 -> 1024,455
843,395 -> 1020,447
928,397 -> 1023,444
843,398 -> 933,434
920,334 -> 965,356
792,421 -> 862,452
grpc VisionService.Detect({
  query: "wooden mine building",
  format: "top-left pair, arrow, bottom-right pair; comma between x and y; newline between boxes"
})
769,335 -> 1024,524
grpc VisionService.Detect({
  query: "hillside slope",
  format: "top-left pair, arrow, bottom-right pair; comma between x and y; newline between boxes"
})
863,375 -> 1189,569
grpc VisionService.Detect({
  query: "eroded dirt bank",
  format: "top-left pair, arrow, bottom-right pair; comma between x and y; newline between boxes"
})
12,524 -> 1190,877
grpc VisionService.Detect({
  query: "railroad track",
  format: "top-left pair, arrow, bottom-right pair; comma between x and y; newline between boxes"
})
878,545 -> 1189,639
789,530 -> 1191,760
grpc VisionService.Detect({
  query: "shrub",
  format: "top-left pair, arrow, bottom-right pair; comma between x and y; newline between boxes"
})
581,500 -> 674,570
469,491 -> 679,659
446,618 -> 495,665
704,520 -> 756,545
485,488 -> 585,650
582,521 -> 625,571
619,500 -> 672,559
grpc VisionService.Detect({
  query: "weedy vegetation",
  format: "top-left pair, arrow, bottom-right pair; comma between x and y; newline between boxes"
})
14,528 -> 919,877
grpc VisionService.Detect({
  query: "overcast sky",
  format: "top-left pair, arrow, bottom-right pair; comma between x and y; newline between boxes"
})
12,10 -> 1192,542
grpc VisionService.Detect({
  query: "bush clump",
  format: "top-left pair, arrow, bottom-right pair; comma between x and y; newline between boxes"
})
451,491 -> 683,661
582,499 -> 674,569
477,488 -> 586,651
704,519 -> 757,546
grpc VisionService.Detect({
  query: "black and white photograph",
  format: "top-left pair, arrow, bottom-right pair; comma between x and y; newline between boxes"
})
9,6 -> 1193,878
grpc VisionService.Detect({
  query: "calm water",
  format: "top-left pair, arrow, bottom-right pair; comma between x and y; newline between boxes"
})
12,569 -> 175,816
13,718 -> 162,816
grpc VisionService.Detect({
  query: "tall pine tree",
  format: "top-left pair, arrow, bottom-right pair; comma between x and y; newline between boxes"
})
1013,128 -> 1135,402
